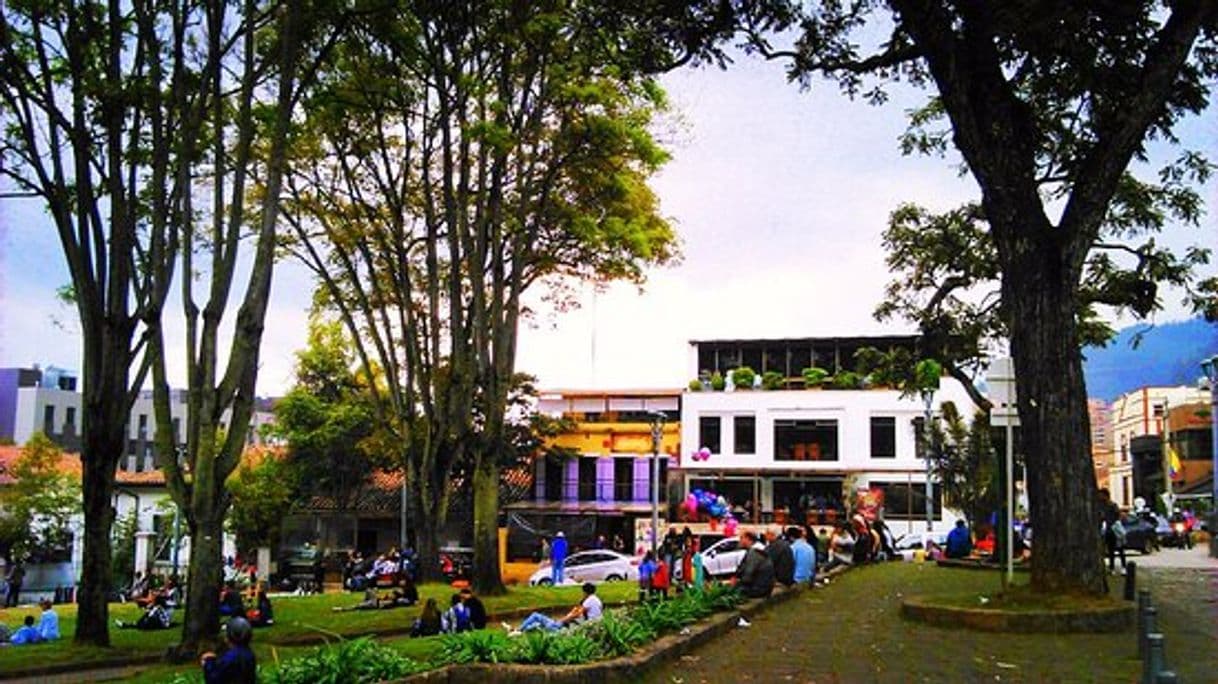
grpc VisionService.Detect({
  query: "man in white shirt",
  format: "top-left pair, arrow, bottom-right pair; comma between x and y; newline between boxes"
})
514,582 -> 603,633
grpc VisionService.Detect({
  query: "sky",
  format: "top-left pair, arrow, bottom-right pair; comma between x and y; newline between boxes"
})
1,52 -> 1215,397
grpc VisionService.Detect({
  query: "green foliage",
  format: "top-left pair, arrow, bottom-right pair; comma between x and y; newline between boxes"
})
730,367 -> 756,390
688,378 -> 704,391
761,370 -> 785,390
801,367 -> 830,387
0,433 -> 81,563
111,511 -> 139,590
710,371 -> 726,391
227,452 -> 297,553
923,402 -> 998,526
439,630 -> 519,664
830,371 -> 864,390
914,359 -> 942,393
262,638 -> 427,684
587,610 -> 656,657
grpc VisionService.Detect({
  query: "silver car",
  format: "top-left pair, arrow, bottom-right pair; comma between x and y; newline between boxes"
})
528,550 -> 640,586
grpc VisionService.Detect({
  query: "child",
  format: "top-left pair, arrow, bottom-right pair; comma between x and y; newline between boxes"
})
9,615 -> 43,645
651,557 -> 671,600
637,552 -> 656,602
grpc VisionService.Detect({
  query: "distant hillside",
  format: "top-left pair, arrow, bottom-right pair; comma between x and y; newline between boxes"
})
1083,318 -> 1218,401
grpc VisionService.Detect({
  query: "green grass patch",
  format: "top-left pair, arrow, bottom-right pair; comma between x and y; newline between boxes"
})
0,581 -> 637,678
921,583 -> 1124,612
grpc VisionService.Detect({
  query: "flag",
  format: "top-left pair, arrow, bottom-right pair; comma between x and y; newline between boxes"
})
1167,445 -> 1182,479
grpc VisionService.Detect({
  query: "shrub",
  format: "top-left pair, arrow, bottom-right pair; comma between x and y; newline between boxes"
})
710,371 -> 726,391
831,371 -> 864,389
440,630 -> 517,664
589,610 -> 657,657
545,631 -> 603,664
688,378 -> 703,391
761,370 -> 784,390
801,367 -> 830,387
730,366 -> 756,390
261,638 -> 426,684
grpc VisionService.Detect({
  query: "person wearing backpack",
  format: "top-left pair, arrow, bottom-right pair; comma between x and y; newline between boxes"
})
442,593 -> 471,633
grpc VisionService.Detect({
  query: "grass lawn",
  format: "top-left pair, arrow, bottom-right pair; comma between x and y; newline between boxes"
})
0,581 -> 637,679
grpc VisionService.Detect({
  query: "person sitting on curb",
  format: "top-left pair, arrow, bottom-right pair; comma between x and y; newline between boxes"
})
201,616 -> 256,684
734,530 -> 775,599
945,519 -> 973,559
510,582 -> 603,634
9,615 -> 43,645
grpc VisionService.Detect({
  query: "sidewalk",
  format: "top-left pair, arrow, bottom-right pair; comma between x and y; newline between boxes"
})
1124,543 -> 1218,569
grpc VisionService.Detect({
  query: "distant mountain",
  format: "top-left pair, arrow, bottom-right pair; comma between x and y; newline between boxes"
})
1083,318 -> 1218,401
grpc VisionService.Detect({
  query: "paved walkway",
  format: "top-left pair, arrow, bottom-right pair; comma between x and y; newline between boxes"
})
646,563 -> 1217,683
1123,543 -> 1218,569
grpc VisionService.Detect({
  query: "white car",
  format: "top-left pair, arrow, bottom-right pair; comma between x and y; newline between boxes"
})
698,537 -> 747,577
528,550 -> 639,586
892,531 -> 948,561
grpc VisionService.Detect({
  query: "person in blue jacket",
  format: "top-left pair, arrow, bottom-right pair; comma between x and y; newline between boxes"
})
945,519 -> 973,559
201,617 -> 256,684
550,531 -> 568,585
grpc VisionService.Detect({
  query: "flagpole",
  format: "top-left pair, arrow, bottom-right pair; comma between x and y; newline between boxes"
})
1161,399 -> 1174,513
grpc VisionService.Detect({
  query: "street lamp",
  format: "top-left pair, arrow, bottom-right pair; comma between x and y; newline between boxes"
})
1200,355 -> 1218,559
648,411 -> 667,557
920,388 -> 935,532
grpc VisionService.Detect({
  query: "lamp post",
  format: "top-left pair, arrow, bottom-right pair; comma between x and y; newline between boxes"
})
648,411 -> 666,557
1201,355 -> 1218,559
920,388 -> 935,532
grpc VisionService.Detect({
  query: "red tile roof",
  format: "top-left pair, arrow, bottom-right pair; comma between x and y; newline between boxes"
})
0,443 -> 284,487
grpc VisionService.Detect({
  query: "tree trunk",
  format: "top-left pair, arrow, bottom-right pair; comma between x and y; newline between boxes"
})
75,441 -> 118,646
471,455 -> 505,595
175,514 -> 225,658
1004,246 -> 1105,594
412,496 -> 443,584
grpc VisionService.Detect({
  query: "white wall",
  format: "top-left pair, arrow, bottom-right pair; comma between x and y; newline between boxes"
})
13,387 -> 81,445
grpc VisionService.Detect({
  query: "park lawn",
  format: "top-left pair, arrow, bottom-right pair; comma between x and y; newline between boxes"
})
0,580 -> 637,677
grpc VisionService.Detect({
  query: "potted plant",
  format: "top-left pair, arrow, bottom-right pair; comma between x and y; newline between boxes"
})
730,366 -> 756,390
801,366 -> 830,388
831,371 -> 864,389
761,370 -> 784,390
710,371 -> 726,391
688,378 -> 703,391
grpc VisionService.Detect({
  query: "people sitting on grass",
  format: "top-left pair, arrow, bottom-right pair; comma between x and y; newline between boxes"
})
442,593 -> 472,633
734,530 -> 775,599
510,582 -> 602,634
201,616 -> 256,684
410,598 -> 443,637
219,582 -> 245,617
37,599 -> 59,640
459,587 -> 486,630
824,522 -> 855,571
10,615 -> 43,645
945,519 -> 973,559
116,594 -> 174,630
246,588 -> 274,627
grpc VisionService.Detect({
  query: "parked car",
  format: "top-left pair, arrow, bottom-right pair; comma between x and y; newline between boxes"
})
1119,516 -> 1158,554
698,536 -> 747,577
892,532 -> 948,561
528,550 -> 639,586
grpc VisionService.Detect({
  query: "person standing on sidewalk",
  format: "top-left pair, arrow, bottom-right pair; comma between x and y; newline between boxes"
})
550,532 -> 568,585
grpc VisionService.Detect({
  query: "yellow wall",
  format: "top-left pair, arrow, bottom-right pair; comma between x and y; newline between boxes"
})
547,422 -> 681,456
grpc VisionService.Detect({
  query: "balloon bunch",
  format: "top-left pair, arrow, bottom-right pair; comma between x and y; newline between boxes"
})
689,447 -> 712,462
683,488 -> 738,534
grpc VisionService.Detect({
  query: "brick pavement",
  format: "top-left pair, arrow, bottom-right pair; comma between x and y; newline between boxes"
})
644,563 -> 1216,683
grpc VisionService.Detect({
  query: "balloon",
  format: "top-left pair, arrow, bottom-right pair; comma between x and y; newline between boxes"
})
724,518 -> 738,535
716,495 -> 727,508
697,446 -> 711,461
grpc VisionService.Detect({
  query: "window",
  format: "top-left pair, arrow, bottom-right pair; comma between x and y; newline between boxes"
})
658,457 -> 669,503
870,417 -> 896,458
578,458 -> 597,501
614,458 -> 634,501
699,416 -> 722,454
65,407 -> 76,429
543,458 -> 564,501
873,482 -> 941,520
733,416 -> 756,454
138,413 -> 148,438
774,419 -> 838,461
43,405 -> 56,434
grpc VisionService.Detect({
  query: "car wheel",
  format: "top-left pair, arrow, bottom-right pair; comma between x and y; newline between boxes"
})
604,574 -> 623,582
536,578 -> 553,586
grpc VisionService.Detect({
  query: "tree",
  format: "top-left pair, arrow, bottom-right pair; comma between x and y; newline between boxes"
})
227,450 -> 297,556
281,1 -> 680,591
922,402 -> 998,529
742,0 -> 1218,594
0,433 -> 82,564
268,318 -> 381,513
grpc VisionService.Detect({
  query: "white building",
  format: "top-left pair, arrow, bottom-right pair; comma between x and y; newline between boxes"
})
679,336 -> 978,535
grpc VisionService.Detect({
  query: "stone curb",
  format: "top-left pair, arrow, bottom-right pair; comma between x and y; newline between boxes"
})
900,596 -> 1134,633
935,558 -> 1030,572
395,567 -> 852,684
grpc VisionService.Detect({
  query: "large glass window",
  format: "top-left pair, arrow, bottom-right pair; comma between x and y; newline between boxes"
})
699,416 -> 722,454
734,416 -> 756,454
543,458 -> 564,501
872,482 -> 941,520
578,458 -> 597,501
613,458 -> 634,501
774,419 -> 838,461
870,417 -> 896,458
